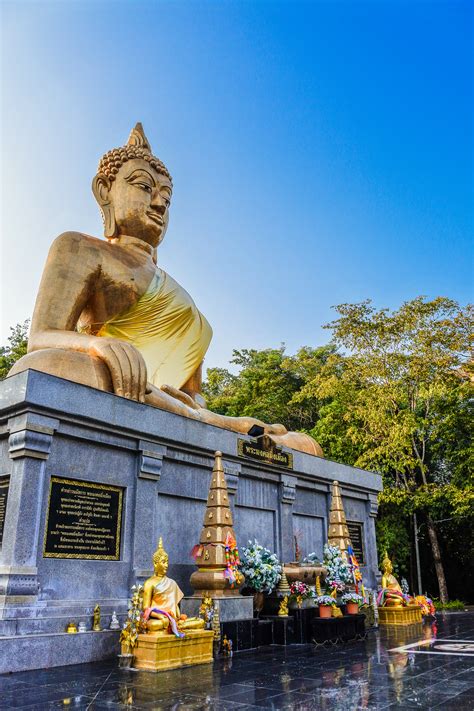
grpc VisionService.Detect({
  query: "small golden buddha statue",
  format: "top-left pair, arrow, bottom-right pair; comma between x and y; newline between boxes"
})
9,123 -> 322,457
92,604 -> 101,631
380,553 -> 404,607
142,538 -> 204,636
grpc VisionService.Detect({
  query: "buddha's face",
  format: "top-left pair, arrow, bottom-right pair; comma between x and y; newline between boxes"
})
383,559 -> 392,574
96,158 -> 172,247
154,554 -> 169,576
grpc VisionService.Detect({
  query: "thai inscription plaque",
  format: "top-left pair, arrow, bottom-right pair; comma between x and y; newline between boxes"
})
0,475 -> 10,547
237,437 -> 293,469
43,477 -> 123,560
347,521 -> 365,565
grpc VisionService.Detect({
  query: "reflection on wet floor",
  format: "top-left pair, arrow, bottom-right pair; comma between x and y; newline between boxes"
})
0,612 -> 473,709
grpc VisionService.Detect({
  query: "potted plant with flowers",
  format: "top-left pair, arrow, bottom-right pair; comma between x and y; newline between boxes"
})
341,592 -> 364,615
289,581 -> 315,609
316,594 -> 336,618
239,540 -> 282,615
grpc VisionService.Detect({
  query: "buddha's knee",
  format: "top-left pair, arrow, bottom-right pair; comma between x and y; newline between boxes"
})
147,618 -> 166,632
179,617 -> 205,630
9,349 -> 113,392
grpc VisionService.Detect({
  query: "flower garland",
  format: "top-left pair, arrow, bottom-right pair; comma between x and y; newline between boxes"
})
224,532 -> 242,587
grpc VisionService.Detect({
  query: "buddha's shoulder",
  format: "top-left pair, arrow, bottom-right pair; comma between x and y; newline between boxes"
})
50,231 -> 108,254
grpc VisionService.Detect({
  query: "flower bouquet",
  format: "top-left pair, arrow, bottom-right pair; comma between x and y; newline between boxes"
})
316,594 -> 336,618
341,592 -> 364,615
289,581 -> 314,609
323,544 -> 352,595
239,540 -> 282,614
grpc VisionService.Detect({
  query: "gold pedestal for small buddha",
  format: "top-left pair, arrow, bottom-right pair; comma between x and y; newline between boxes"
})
378,606 -> 422,626
130,630 -> 214,672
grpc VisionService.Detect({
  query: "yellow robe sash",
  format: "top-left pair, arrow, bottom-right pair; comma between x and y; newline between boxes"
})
151,576 -> 184,619
97,268 -> 212,390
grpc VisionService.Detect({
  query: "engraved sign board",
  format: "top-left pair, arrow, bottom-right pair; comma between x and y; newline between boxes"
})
237,438 -> 293,469
43,477 -> 123,560
0,475 -> 10,547
347,521 -> 365,565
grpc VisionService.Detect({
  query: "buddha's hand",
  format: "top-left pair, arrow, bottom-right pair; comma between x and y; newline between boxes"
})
90,337 -> 147,402
160,384 -> 200,410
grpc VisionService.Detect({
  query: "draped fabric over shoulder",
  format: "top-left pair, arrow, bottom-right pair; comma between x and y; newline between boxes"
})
97,268 -> 212,389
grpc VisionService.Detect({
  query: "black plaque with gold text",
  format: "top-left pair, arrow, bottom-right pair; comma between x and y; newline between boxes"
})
43,477 -> 123,560
0,476 -> 10,547
237,438 -> 293,469
347,521 -> 365,565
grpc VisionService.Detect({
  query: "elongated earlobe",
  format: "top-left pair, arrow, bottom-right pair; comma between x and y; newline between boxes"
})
92,174 -> 117,239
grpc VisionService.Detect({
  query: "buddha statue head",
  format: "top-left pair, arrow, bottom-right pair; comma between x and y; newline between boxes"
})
382,552 -> 393,575
152,537 -> 169,577
92,123 -> 173,248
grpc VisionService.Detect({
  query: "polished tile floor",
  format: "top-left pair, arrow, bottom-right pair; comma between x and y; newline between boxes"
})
1,612 -> 473,710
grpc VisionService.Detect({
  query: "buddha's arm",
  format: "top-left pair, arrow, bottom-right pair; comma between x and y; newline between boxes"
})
142,581 -> 153,610
28,232 -> 147,402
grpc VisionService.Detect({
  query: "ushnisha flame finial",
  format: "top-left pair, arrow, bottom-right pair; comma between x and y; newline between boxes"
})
127,122 -> 152,152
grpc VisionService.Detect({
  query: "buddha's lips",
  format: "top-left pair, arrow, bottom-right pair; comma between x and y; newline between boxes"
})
147,212 -> 164,227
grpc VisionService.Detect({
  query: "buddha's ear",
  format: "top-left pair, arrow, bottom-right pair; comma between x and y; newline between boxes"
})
92,174 -> 117,239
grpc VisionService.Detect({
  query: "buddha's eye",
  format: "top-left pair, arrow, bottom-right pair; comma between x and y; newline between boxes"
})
136,183 -> 152,193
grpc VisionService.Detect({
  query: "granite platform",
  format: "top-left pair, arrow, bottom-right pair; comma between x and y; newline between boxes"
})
0,369 -> 382,672
1,613 -> 472,709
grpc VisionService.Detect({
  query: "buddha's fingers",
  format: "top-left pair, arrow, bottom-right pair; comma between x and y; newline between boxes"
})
160,384 -> 200,410
91,342 -> 125,396
137,350 -> 147,403
110,342 -> 133,399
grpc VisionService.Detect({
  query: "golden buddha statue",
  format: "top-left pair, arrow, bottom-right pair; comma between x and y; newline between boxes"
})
9,123 -> 322,457
142,538 -> 204,636
380,553 -> 404,607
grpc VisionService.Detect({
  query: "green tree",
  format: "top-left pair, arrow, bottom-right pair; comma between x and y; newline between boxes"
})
308,297 -> 473,602
0,320 -> 29,379
203,345 -> 335,433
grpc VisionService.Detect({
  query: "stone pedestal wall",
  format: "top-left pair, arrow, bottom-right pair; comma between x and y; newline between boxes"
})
0,370 -> 382,671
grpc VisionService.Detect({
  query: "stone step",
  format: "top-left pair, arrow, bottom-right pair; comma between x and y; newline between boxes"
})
0,630 -> 120,674
0,611 -> 127,636
0,598 -> 128,619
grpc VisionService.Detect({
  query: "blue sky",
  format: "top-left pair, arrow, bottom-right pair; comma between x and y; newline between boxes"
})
1,0 -> 472,371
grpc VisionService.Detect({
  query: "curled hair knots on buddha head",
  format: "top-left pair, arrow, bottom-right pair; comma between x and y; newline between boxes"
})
96,122 -> 173,185
97,146 -> 173,184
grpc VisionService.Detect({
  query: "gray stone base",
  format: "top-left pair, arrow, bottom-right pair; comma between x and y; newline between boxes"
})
181,595 -> 254,622
0,370 -> 382,671
0,630 -> 120,673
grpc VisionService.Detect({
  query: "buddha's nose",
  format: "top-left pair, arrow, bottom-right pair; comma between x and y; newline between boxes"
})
150,191 -> 167,214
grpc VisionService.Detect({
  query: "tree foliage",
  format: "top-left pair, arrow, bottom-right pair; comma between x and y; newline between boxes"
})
0,320 -> 29,379
203,345 -> 335,432
204,297 -> 473,601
